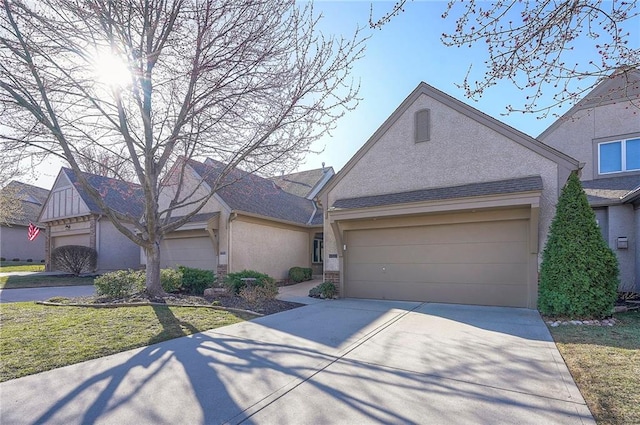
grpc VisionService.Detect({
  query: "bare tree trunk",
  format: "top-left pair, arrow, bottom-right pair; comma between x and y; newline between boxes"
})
144,241 -> 165,298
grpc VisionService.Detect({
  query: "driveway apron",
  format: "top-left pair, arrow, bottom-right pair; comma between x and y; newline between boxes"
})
0,300 -> 594,425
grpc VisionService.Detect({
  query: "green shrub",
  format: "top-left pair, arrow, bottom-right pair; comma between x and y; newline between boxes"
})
94,269 -> 145,298
160,268 -> 183,293
12,258 -> 19,262
51,245 -> 97,275
177,266 -> 215,295
288,266 -> 312,283
538,173 -> 619,318
0,257 -> 5,261
309,281 -> 338,299
26,259 -> 33,262
224,270 -> 275,295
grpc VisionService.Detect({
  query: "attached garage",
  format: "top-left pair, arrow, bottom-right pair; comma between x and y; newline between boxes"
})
160,231 -> 217,271
344,210 -> 531,307
53,233 -> 90,248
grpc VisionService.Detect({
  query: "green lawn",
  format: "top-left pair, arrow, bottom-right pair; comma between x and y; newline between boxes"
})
0,274 -> 94,289
0,302 -> 255,382
548,310 -> 640,425
0,261 -> 45,272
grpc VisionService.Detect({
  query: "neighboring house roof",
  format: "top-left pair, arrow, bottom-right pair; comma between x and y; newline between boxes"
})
538,67 -> 640,140
269,167 -> 335,199
319,81 -> 579,199
1,181 -> 49,226
61,168 -> 144,218
332,176 -> 543,210
582,174 -> 640,206
188,159 -> 317,226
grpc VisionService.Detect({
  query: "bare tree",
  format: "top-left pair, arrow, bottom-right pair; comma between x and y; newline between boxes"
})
370,0 -> 640,116
75,146 -> 136,181
0,0 -> 364,296
0,181 -> 23,226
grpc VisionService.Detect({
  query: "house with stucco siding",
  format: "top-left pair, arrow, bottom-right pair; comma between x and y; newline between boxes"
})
0,181 -> 49,262
143,158 -> 327,281
538,68 -> 640,292
318,81 -> 580,309
38,168 -> 142,272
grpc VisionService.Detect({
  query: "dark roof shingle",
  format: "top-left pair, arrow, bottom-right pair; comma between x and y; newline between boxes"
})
62,168 -> 144,218
1,181 -> 49,226
333,176 -> 543,210
582,175 -> 640,205
188,159 -> 316,225
269,167 -> 333,198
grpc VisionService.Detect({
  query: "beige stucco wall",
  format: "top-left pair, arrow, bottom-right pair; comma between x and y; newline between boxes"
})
607,204 -> 637,291
0,225 -> 46,261
539,98 -> 640,291
97,219 -> 140,271
539,102 -> 640,180
158,165 -> 231,269
230,216 -> 310,280
324,92 -> 563,273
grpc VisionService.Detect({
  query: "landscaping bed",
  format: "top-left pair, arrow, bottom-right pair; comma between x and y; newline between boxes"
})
47,291 -> 304,316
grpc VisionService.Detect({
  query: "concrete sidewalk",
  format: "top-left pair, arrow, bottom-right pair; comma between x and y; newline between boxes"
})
276,279 -> 324,304
0,300 -> 594,425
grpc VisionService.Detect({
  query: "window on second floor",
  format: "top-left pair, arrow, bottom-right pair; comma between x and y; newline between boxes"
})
598,138 -> 640,174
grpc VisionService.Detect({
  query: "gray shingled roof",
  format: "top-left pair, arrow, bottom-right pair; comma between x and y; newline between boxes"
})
188,159 -> 316,225
1,181 -> 50,227
269,167 -> 333,198
582,175 -> 640,205
62,168 -> 144,218
333,176 -> 543,210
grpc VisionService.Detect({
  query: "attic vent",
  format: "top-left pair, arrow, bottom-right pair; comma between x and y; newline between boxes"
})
415,108 -> 430,143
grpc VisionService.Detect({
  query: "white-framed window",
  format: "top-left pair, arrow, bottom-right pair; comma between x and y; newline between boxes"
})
598,138 -> 640,174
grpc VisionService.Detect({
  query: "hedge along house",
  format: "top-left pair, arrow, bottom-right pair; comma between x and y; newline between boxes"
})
318,82 -> 580,309
142,158 -> 325,281
538,67 -> 640,292
39,168 -> 143,272
0,181 -> 49,262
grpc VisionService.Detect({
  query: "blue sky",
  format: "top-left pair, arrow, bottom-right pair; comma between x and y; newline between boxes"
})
302,0 -> 640,173
26,0 -> 640,187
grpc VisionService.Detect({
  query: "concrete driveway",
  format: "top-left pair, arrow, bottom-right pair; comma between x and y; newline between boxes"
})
0,299 -> 594,424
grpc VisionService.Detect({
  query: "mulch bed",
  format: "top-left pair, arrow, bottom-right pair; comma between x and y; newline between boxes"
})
43,292 -> 304,316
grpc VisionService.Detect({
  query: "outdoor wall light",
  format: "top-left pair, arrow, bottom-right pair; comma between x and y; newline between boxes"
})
617,237 -> 628,249
64,224 -> 71,230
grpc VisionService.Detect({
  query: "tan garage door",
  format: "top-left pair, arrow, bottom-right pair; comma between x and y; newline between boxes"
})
160,236 -> 216,271
345,219 -> 529,307
53,234 -> 90,248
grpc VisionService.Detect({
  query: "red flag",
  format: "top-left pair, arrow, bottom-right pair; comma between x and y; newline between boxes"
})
27,223 -> 40,241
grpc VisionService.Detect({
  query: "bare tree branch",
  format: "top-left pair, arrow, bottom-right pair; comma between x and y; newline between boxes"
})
1,0 -> 365,295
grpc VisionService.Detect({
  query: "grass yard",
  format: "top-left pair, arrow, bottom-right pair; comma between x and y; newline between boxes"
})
548,310 -> 640,425
0,302 -> 256,382
0,261 -> 45,272
0,274 -> 94,289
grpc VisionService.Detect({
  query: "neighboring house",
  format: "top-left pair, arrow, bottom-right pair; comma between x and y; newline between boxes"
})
0,181 -> 49,261
39,168 -> 143,272
317,82 -> 580,309
143,158 -> 326,280
538,68 -> 640,292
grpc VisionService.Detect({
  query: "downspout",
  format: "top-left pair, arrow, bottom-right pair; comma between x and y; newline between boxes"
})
95,214 -> 102,272
228,212 -> 238,274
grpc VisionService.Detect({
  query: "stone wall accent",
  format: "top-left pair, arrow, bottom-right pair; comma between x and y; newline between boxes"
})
216,264 -> 228,282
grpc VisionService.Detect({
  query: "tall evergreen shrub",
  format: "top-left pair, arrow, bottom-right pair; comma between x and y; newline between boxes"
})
538,172 -> 619,318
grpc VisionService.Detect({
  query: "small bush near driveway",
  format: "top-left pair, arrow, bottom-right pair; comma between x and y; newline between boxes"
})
309,281 -> 338,299
51,245 -> 98,276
